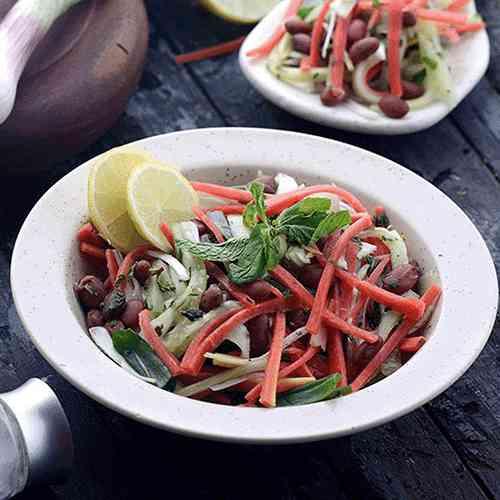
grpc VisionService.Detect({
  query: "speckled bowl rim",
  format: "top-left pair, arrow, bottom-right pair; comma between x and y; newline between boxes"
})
11,128 -> 498,443
239,1 -> 490,135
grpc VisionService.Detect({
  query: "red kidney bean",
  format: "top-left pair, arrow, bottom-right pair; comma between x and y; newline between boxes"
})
242,281 -> 273,302
75,275 -> 106,309
402,80 -> 425,100
248,314 -> 271,357
254,175 -> 277,194
402,10 -> 417,27
353,338 -> 383,377
297,263 -> 324,289
133,260 -> 151,285
285,16 -> 313,35
287,309 -> 309,331
292,33 -> 312,54
320,86 -> 347,106
379,95 -> 410,119
199,285 -> 224,312
348,37 -> 380,65
86,309 -> 104,328
104,320 -> 125,335
121,300 -> 144,329
355,10 -> 372,23
347,19 -> 368,45
382,264 -> 420,294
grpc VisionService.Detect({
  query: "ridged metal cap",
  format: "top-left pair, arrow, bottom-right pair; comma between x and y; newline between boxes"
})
0,379 -> 74,486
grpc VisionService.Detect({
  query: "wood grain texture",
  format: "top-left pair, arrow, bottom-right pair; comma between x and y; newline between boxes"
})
1,1 -> 499,498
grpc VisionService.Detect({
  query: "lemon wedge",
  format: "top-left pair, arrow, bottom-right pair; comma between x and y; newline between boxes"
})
126,162 -> 198,252
200,0 -> 280,24
88,147 -> 156,252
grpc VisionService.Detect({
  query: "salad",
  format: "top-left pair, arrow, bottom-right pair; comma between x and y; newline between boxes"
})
246,0 -> 485,119
75,153 -> 441,408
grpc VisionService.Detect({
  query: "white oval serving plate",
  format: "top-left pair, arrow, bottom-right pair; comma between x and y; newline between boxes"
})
240,1 -> 490,135
11,128 -> 498,443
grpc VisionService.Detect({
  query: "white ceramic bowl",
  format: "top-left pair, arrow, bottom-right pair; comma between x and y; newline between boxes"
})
11,128 -> 498,443
240,2 -> 490,135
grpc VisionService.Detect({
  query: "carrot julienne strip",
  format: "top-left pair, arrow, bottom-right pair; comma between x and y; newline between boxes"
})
175,36 -> 246,64
205,205 -> 246,215
351,284 -> 441,391
447,0 -> 470,10
246,0 -> 303,59
330,16 -> 349,90
160,222 -> 176,250
245,346 -> 320,402
260,311 -> 287,408
205,262 -> 255,307
139,310 -> 183,376
416,8 -> 468,25
105,249 -> 119,283
335,268 -> 425,320
77,222 -> 107,248
327,286 -> 347,384
399,335 -> 426,353
367,8 -> 382,30
266,184 -> 367,215
193,206 -> 225,243
271,265 -> 379,343
185,297 -> 290,375
79,242 -> 106,260
388,0 -> 404,96
191,182 -> 253,204
310,0 -> 332,67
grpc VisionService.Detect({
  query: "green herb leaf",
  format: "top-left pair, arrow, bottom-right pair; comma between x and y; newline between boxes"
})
243,203 -> 258,229
298,5 -> 314,19
372,0 -> 381,7
276,374 -> 347,407
412,68 -> 427,85
113,329 -> 175,391
249,182 -> 268,224
421,55 -> 438,70
275,197 -> 332,245
175,237 -> 248,262
309,210 -> 351,244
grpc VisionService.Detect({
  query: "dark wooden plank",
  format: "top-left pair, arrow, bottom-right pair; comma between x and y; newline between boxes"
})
150,3 -> 500,498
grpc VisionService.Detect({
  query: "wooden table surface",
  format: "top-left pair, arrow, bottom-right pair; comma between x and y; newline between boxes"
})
1,1 -> 499,498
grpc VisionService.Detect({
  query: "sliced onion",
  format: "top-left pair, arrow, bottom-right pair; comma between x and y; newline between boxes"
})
226,324 -> 251,359
352,44 -> 387,105
210,376 -> 251,392
275,173 -> 299,194
147,251 -> 190,281
357,242 -> 377,260
310,326 -> 328,351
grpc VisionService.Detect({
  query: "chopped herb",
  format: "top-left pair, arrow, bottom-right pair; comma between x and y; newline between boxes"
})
421,55 -> 438,70
373,211 -> 390,228
372,0 -> 381,7
309,210 -> 351,244
182,309 -> 205,321
298,5 -> 314,19
412,68 -> 427,85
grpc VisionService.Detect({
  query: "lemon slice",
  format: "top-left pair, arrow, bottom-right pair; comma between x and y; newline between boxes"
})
200,0 -> 280,24
88,147 -> 155,252
127,162 -> 198,252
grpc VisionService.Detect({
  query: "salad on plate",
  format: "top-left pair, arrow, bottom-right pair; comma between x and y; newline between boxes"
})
246,0 -> 485,119
74,148 -> 441,408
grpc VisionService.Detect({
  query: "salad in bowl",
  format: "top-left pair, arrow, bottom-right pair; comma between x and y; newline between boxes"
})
74,148 -> 441,409
245,0 -> 485,120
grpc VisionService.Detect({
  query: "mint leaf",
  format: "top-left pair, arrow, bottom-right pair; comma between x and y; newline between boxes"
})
421,55 -> 438,71
310,210 -> 351,244
228,225 -> 267,284
175,237 -> 248,262
274,197 -> 332,245
276,374 -> 344,406
249,182 -> 268,224
372,0 -> 381,7
298,5 -> 314,19
243,203 -> 258,229
113,329 -> 175,391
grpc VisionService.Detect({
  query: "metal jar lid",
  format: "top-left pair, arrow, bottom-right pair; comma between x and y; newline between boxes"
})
0,378 -> 74,486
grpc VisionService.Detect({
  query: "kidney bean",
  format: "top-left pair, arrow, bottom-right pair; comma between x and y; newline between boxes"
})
287,309 -> 309,330
347,19 -> 367,45
355,10 -> 372,23
102,289 -> 127,320
297,263 -> 324,289
200,285 -> 224,312
193,219 -> 208,237
285,16 -> 313,35
379,95 -> 410,119
121,300 -> 144,329
133,260 -> 151,285
75,275 -> 106,309
402,10 -> 417,27
254,175 -> 277,194
320,85 -> 347,106
86,309 -> 104,328
242,281 -> 273,302
382,264 -> 420,294
402,80 -> 425,100
292,33 -> 312,54
104,320 -> 125,335
348,37 -> 380,65
248,314 -> 271,357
